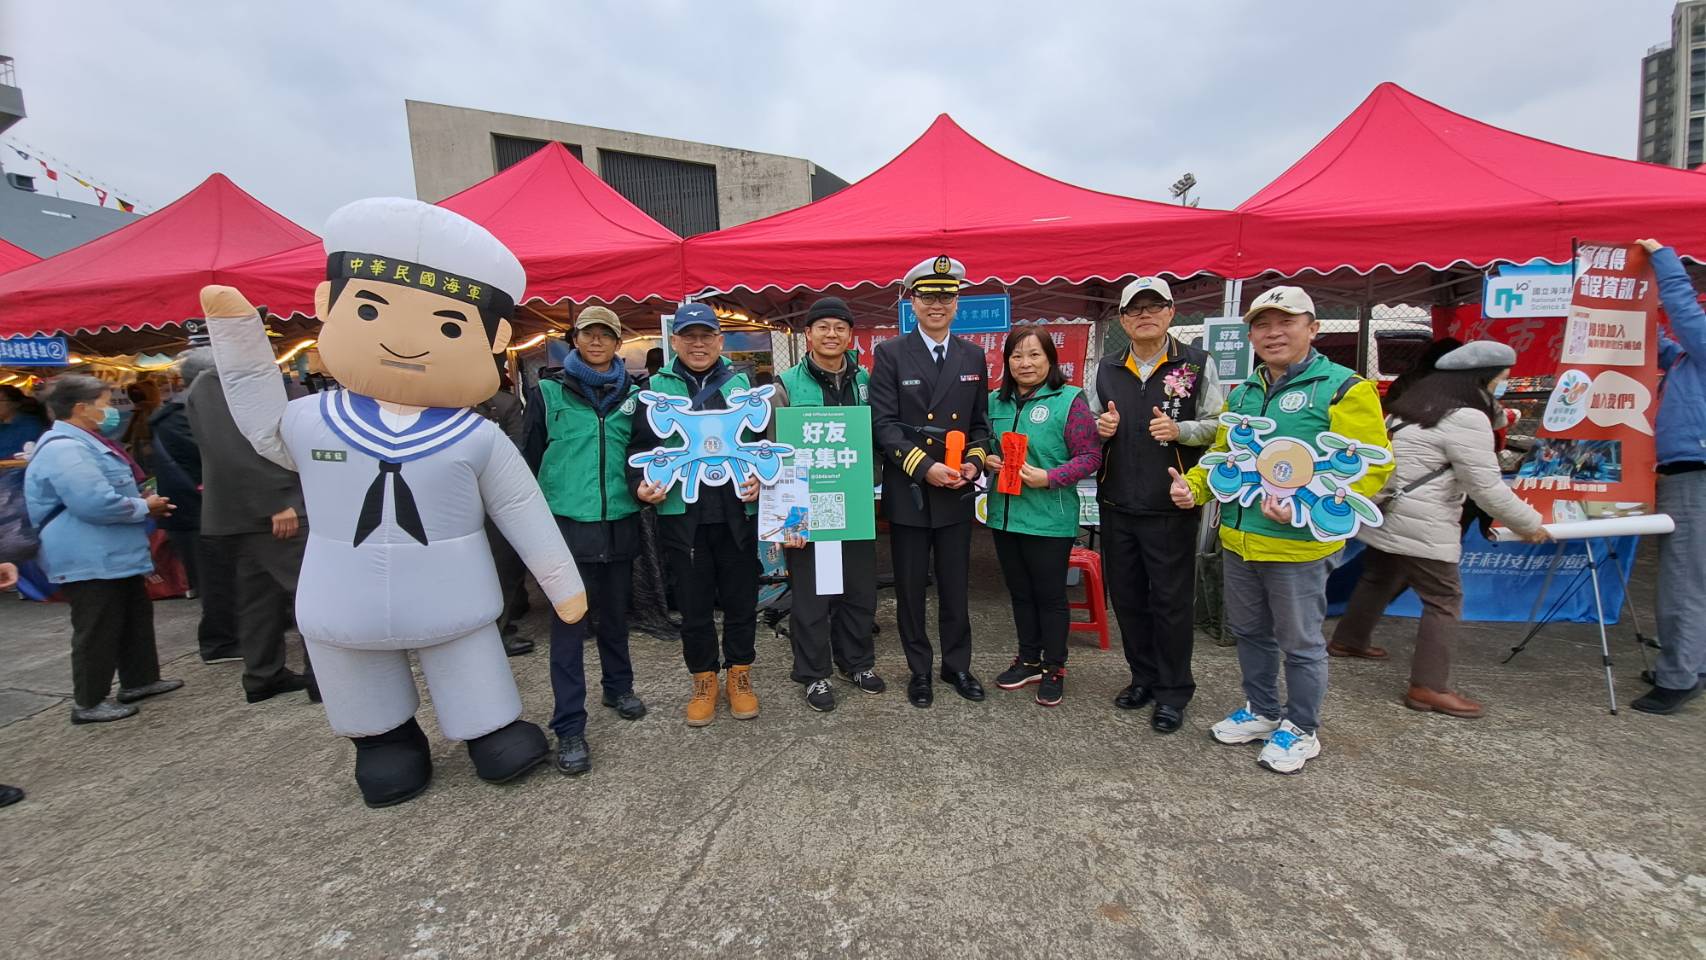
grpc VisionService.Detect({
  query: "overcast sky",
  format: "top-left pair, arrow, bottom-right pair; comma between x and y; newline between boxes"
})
0,0 -> 1681,228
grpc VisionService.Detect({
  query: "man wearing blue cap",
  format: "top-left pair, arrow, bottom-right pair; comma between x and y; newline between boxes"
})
629,303 -> 764,727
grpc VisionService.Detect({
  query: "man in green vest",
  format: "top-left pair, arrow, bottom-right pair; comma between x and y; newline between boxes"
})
774,296 -> 884,713
522,305 -> 648,776
1170,286 -> 1392,775
628,303 -> 763,727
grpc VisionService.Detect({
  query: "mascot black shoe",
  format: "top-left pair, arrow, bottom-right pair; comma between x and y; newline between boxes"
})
467,718 -> 549,783
353,717 -> 433,808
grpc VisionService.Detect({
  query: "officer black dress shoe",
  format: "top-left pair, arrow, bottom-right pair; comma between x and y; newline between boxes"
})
1151,703 -> 1185,733
0,784 -> 22,807
502,634 -> 536,657
907,674 -> 933,708
1114,683 -> 1155,711
940,670 -> 986,702
601,691 -> 648,720
555,734 -> 591,776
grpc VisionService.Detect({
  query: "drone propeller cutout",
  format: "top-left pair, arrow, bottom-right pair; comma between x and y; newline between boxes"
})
1200,412 -> 1387,541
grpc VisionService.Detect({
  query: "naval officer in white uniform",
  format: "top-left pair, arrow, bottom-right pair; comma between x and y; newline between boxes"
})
202,197 -> 587,808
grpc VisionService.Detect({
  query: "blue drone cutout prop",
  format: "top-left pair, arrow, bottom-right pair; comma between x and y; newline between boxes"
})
626,384 -> 793,503
1200,412 -> 1390,542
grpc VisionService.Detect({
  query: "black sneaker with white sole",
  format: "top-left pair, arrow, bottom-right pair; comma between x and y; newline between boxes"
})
996,658 -> 1044,690
1036,668 -> 1065,707
838,668 -> 886,694
804,679 -> 836,712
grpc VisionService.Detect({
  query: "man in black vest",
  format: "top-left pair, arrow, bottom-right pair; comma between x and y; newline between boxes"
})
1094,276 -> 1224,732
870,255 -> 991,708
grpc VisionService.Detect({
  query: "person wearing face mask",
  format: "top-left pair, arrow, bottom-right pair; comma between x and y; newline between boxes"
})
1328,341 -> 1549,718
983,326 -> 1102,707
23,374 -> 182,724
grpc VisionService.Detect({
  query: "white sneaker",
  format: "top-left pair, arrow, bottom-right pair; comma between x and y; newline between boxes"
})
1210,702 -> 1282,744
1256,720 -> 1321,774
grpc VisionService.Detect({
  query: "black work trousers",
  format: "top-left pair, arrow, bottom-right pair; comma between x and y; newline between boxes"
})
1101,508 -> 1198,708
889,521 -> 974,678
549,557 -> 636,737
991,530 -> 1075,670
63,576 -> 161,708
211,531 -> 309,694
785,538 -> 878,682
664,520 -> 760,674
187,532 -> 239,660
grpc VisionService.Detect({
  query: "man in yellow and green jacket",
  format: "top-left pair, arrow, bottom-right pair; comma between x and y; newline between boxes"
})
1168,286 -> 1392,776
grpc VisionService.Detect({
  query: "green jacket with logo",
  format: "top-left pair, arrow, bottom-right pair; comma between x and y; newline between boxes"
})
536,378 -> 641,523
1183,350 -> 1392,562
629,361 -> 759,518
777,351 -> 869,408
985,384 -> 1083,538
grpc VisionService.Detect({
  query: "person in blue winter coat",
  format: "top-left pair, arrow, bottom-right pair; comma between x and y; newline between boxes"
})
1633,238 -> 1706,714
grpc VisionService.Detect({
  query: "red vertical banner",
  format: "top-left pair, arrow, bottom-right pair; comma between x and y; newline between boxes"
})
853,324 -> 1091,386
1511,241 -> 1660,521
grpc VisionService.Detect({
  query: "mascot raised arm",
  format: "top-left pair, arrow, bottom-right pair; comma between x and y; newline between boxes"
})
201,198 -> 586,808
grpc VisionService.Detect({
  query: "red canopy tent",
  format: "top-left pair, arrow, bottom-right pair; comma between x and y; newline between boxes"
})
683,114 -> 1239,309
0,173 -> 318,339
0,237 -> 38,276
1226,82 -> 1706,280
228,142 -> 687,324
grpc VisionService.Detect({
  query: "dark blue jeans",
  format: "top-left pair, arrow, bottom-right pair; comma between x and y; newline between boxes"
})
548,558 -> 635,738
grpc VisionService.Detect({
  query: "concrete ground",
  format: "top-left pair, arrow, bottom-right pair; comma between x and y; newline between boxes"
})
0,534 -> 1702,960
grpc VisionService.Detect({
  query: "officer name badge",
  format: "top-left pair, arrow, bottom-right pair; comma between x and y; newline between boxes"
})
311,449 -> 348,462
902,379 -> 923,387
959,373 -> 980,382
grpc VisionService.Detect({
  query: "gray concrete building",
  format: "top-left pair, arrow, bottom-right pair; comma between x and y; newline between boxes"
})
1639,1 -> 1706,167
0,55 -> 25,136
404,100 -> 846,237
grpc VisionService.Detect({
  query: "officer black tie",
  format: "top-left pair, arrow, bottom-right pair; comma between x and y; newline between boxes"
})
933,344 -> 945,367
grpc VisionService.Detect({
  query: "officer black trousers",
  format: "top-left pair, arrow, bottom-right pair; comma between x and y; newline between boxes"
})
190,532 -> 239,661
1100,509 -> 1198,708
990,530 -> 1074,670
665,521 -> 760,674
548,558 -> 636,738
62,576 -> 161,708
785,539 -> 878,683
889,521 -> 974,678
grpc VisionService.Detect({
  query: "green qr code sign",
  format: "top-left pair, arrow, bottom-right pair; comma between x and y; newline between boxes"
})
809,491 -> 846,530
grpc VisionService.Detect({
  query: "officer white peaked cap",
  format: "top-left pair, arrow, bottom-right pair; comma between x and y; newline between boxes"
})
903,254 -> 967,291
323,197 -> 526,304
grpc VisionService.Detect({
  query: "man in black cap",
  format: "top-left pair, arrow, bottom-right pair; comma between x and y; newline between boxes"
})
774,296 -> 883,712
870,255 -> 991,707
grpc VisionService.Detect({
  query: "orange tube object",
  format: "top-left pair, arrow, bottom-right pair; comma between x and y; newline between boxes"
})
944,430 -> 965,472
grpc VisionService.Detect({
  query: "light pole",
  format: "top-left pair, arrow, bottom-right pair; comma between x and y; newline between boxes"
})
1170,172 -> 1198,207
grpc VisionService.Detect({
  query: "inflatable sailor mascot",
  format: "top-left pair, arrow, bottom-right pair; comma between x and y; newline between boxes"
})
200,197 -> 587,808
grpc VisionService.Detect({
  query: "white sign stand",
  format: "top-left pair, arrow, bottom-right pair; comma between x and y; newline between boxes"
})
814,541 -> 844,596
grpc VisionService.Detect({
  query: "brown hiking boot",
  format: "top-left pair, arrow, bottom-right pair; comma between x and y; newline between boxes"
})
726,665 -> 759,720
685,671 -> 718,727
1404,685 -> 1485,719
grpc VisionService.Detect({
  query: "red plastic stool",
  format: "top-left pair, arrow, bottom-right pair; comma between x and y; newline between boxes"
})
1067,546 -> 1110,650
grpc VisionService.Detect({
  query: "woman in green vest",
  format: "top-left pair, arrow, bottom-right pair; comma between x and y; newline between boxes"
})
520,307 -> 648,778
983,326 -> 1103,706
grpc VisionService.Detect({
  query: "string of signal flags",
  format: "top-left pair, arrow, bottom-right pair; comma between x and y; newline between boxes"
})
1,139 -> 147,213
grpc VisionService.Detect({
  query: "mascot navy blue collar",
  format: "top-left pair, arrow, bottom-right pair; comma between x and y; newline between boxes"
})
321,389 -> 485,464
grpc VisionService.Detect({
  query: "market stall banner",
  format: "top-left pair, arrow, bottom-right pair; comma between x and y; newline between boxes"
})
1327,530 -> 1637,624
1511,241 -> 1660,522
1434,305 -> 1565,380
853,323 -> 1091,387
0,335 -> 69,366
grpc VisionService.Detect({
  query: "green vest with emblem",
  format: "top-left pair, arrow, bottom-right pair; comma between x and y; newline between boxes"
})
537,378 -> 641,523
646,363 -> 759,517
777,351 -> 869,407
985,384 -> 1082,538
1222,352 -> 1358,542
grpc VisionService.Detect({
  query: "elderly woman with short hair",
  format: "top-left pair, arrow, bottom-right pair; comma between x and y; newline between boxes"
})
24,375 -> 181,723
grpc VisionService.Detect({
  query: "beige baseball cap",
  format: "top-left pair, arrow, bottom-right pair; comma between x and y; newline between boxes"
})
1242,285 -> 1315,323
1119,276 -> 1173,309
574,305 -> 623,336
